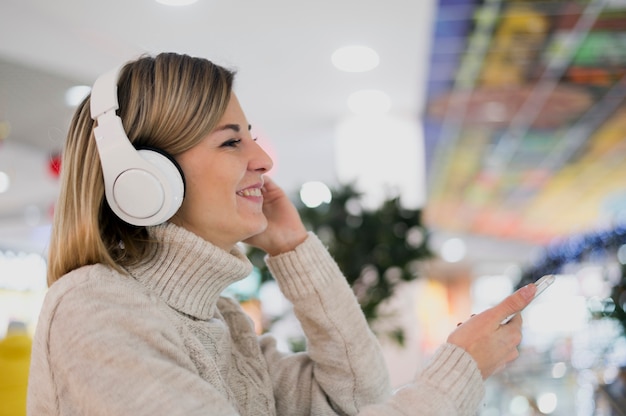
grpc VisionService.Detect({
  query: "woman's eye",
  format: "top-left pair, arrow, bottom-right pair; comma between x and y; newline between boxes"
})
221,139 -> 242,148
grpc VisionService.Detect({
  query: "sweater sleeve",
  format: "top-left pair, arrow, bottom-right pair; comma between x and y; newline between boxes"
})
263,233 -> 485,416
27,266 -> 239,416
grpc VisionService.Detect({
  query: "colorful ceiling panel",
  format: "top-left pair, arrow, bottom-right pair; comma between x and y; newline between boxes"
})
423,0 -> 626,244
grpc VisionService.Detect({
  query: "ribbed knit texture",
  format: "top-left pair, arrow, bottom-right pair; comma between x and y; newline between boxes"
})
28,224 -> 485,415
129,223 -> 253,319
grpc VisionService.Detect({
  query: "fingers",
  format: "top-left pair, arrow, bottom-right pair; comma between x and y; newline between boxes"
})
260,176 -> 286,204
459,284 -> 536,328
493,284 -> 536,324
245,176 -> 308,255
261,175 -> 278,191
499,325 -> 523,365
448,315 -> 522,379
457,314 -> 475,327
449,296 -> 529,379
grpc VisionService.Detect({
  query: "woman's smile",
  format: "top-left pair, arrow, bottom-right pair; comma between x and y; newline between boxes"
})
236,184 -> 263,198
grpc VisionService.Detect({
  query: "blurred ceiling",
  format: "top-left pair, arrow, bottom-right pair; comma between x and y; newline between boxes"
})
1,0 -> 625,263
424,0 -> 626,245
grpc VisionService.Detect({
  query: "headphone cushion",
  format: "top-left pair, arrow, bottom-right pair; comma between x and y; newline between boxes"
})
135,148 -> 185,224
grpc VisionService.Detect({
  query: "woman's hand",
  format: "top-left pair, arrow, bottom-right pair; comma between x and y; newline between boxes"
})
244,176 -> 308,256
447,283 -> 537,379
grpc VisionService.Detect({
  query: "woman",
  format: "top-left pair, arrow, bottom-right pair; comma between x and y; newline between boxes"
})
28,52 -> 535,415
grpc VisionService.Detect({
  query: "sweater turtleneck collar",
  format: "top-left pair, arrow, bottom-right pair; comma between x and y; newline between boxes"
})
126,222 -> 253,320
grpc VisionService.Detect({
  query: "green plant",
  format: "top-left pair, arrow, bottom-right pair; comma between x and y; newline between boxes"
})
247,183 -> 432,345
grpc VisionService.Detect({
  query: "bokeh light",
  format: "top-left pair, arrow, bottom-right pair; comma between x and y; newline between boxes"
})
299,181 -> 332,208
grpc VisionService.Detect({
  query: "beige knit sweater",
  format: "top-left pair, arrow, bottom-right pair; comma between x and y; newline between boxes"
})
27,223 -> 484,415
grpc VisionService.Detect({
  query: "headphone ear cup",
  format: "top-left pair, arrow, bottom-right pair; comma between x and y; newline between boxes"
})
136,148 -> 185,223
110,149 -> 185,226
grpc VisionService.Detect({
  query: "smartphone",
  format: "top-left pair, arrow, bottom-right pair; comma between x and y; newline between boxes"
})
501,274 -> 556,324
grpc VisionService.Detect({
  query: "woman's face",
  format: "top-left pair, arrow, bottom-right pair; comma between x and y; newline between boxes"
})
171,93 -> 273,250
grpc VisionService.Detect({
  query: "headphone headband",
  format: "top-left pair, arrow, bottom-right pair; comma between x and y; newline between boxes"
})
90,67 -> 122,120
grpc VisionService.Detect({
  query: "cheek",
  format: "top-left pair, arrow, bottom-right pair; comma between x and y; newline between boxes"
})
178,157 -> 244,213
177,175 -> 213,217
183,162 -> 225,200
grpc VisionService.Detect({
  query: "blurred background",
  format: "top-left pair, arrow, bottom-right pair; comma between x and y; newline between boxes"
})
1,0 -> 626,414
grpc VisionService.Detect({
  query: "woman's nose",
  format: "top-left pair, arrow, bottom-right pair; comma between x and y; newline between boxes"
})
249,140 -> 273,173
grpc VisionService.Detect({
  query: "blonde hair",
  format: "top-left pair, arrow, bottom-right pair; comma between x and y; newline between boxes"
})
47,53 -> 235,285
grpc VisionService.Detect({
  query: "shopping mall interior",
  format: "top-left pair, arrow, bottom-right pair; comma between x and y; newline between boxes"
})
1,0 -> 626,414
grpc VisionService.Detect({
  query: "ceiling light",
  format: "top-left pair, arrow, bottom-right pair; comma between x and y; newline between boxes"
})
65,86 -> 91,107
155,0 -> 198,5
331,45 -> 379,72
347,89 -> 391,115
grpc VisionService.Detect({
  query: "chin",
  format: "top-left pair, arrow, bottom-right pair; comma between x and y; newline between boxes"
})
243,220 -> 268,240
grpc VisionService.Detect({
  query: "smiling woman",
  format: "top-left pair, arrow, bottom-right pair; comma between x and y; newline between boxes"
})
27,52 -> 536,416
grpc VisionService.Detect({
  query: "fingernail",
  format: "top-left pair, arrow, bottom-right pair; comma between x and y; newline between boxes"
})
519,284 -> 535,301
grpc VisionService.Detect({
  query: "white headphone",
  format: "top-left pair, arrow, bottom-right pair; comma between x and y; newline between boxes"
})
90,67 -> 185,226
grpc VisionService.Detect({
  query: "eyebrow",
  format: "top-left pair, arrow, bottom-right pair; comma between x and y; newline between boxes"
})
216,123 -> 252,133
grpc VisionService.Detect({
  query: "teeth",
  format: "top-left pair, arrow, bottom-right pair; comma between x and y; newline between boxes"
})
238,188 -> 262,197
